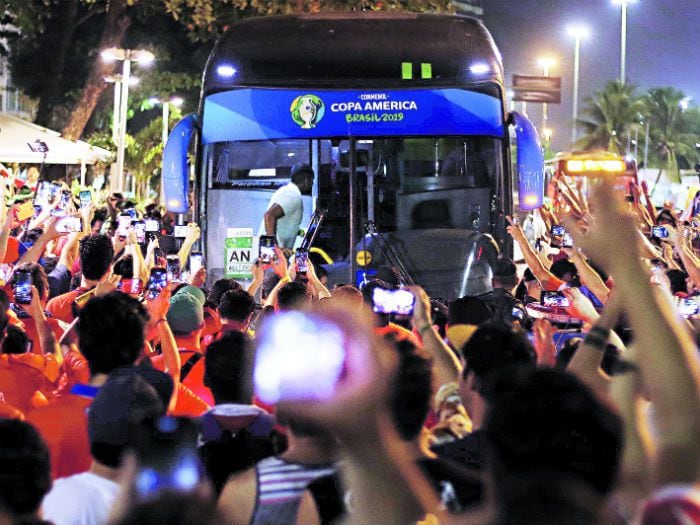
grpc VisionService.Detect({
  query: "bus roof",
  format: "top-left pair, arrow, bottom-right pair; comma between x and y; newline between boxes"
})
202,13 -> 504,95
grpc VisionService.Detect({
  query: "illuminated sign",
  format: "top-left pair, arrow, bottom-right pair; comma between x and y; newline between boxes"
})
202,88 -> 503,143
565,159 -> 626,173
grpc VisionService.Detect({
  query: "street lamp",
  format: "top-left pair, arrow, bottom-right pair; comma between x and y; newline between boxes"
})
104,75 -> 139,144
537,56 -> 556,138
612,0 -> 637,84
567,25 -> 590,146
101,47 -> 155,193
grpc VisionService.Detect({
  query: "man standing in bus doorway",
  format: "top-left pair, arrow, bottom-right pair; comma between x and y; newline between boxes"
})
261,164 -> 314,249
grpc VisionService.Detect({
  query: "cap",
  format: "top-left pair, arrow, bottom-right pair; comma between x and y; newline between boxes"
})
174,285 -> 206,306
167,292 -> 204,335
88,372 -> 166,448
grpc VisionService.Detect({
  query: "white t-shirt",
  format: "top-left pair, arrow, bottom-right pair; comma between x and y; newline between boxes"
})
42,471 -> 120,525
259,183 -> 303,248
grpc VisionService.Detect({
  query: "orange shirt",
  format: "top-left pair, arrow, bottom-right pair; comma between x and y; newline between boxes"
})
54,351 -> 91,398
46,287 -> 89,324
152,349 -> 214,409
16,316 -> 66,355
0,355 -> 49,414
26,386 -> 95,479
171,383 -> 211,417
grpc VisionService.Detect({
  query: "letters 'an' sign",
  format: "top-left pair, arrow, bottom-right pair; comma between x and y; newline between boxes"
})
224,228 -> 253,280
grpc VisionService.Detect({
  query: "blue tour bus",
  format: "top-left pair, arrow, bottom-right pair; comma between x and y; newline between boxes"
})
163,12 -> 544,300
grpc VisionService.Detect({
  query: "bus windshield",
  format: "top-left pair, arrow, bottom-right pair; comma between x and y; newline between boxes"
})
205,135 -> 502,260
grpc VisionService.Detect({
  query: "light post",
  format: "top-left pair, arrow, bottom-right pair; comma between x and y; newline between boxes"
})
149,96 -> 184,204
567,25 -> 589,146
101,47 -> 155,193
104,74 -> 140,144
537,57 -> 555,138
612,0 -> 637,84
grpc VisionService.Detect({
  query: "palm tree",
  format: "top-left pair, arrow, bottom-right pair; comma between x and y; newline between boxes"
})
574,81 -> 646,154
645,87 -> 698,183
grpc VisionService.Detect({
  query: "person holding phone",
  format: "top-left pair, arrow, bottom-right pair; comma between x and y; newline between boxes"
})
260,165 -> 314,249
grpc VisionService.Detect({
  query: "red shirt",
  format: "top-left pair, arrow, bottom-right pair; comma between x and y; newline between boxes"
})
152,349 -> 214,408
46,287 -> 90,324
0,354 -> 57,414
26,387 -> 94,479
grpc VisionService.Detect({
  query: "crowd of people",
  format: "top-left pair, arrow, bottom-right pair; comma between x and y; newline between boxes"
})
1,175 -> 699,525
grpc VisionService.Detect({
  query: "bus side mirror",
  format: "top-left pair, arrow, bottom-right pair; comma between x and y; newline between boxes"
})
163,113 -> 198,214
509,111 -> 544,210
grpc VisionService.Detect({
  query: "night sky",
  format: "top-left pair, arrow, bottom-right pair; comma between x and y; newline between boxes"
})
482,0 -> 700,151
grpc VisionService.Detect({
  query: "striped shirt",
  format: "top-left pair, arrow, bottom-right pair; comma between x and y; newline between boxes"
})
251,456 -> 336,525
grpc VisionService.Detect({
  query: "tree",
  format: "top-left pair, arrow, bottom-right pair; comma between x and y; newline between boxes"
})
574,80 -> 646,154
3,0 -> 454,140
644,87 -> 698,183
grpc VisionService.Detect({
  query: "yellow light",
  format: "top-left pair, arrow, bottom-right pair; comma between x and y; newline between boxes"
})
168,199 -> 180,208
565,159 -> 625,173
524,194 -> 540,206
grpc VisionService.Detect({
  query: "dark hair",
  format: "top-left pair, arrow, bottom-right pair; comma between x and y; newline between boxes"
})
113,255 -> 134,279
666,269 -> 688,295
0,419 -> 52,515
79,234 -> 114,281
550,259 -> 578,282
485,368 -> 623,495
2,325 -> 31,355
291,164 -> 314,185
218,289 -> 255,323
78,292 -> 149,375
19,228 -> 44,246
204,332 -> 254,404
206,278 -> 243,308
110,494 -> 223,525
384,332 -> 433,441
461,321 -> 536,396
0,288 -> 10,312
11,262 -> 50,301
0,308 -> 7,345
277,281 -> 312,310
556,339 -> 623,377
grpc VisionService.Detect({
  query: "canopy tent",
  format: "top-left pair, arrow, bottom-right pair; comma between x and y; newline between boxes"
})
0,113 -> 112,165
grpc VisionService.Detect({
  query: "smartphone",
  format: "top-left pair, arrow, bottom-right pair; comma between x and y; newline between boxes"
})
254,311 -> 347,404
132,220 -> 146,244
16,200 -> 36,222
372,287 -> 415,316
166,255 -> 181,282
259,235 -> 276,264
562,232 -> 574,249
153,247 -> 163,263
13,270 -> 32,305
189,252 -> 204,276
651,226 -> 669,239
124,208 -> 137,219
118,278 -> 144,296
144,219 -> 160,232
56,190 -> 71,211
173,225 -> 189,238
298,209 -> 327,251
33,181 -> 56,209
551,225 -> 566,237
55,216 -> 83,234
146,268 -> 168,300
79,190 -> 92,209
133,416 -> 203,500
541,291 -> 570,308
295,248 -> 308,274
117,214 -> 132,237
677,298 -> 699,318
512,307 -> 524,321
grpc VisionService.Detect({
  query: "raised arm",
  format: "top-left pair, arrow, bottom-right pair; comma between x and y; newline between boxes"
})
566,247 -> 611,303
507,216 -> 561,290
177,223 -> 200,269
568,182 -> 700,487
17,217 -> 65,265
408,285 -> 462,387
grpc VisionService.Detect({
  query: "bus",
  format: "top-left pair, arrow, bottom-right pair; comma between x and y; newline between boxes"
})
162,12 -> 545,300
546,150 -> 638,201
